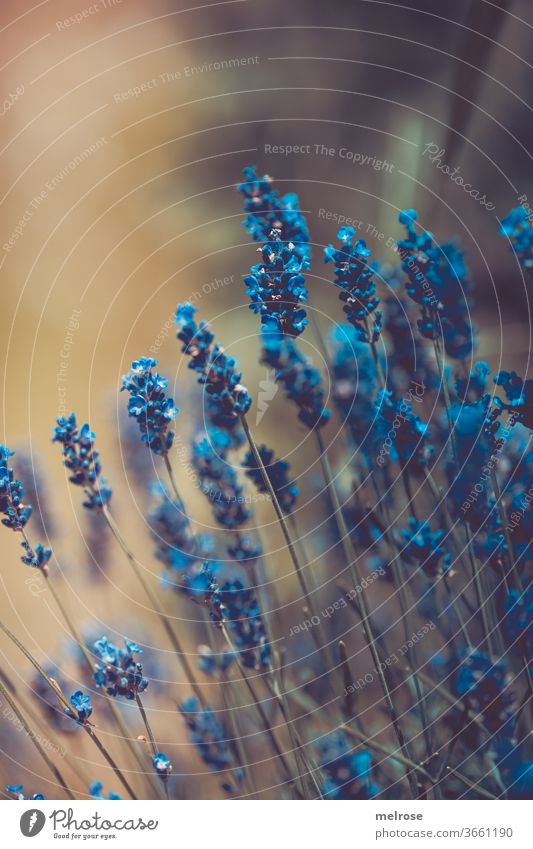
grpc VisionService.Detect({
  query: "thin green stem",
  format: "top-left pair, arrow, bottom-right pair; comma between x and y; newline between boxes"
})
0,678 -> 75,800
0,618 -> 138,800
101,505 -> 205,705
83,725 -> 138,800
240,414 -> 319,624
314,429 -> 418,798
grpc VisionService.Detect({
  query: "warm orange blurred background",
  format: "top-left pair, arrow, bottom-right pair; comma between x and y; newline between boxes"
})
1,0 -> 532,799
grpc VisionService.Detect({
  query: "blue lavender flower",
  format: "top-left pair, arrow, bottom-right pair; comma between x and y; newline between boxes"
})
501,207 -> 533,273
199,569 -> 270,670
0,445 -> 32,530
503,587 -> 532,659
317,733 -> 379,799
176,304 -> 252,421
262,330 -> 330,430
52,414 -> 112,509
447,396 -> 495,529
243,444 -> 298,514
378,265 -> 436,392
13,452 -> 55,537
0,445 -> 53,572
397,210 -> 474,359
6,784 -> 44,800
237,166 -> 311,261
399,518 -> 451,578
329,325 -> 377,450
244,229 -> 308,336
455,361 -> 491,403
121,358 -> 178,455
179,696 -> 244,792
197,645 -> 236,678
93,637 -> 148,699
89,781 -> 120,800
226,534 -> 262,566
149,484 -> 199,572
453,650 -> 515,733
375,390 -> 430,471
20,541 -> 52,571
153,752 -> 172,779
64,690 -> 93,723
192,432 -> 251,530
494,371 -> 533,431
324,226 -> 382,343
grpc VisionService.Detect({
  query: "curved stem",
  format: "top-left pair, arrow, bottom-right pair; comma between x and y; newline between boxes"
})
314,429 -> 419,798
0,678 -> 75,800
101,506 -> 205,705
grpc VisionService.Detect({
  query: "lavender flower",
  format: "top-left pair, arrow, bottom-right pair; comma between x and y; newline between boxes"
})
179,696 -> 244,792
324,226 -> 382,343
121,358 -> 178,455
317,733 -> 379,799
153,752 -> 172,779
376,390 -> 430,471
192,432 -> 251,530
93,637 -> 148,700
453,650 -> 515,734
501,207 -> 533,273
0,444 -> 52,571
198,569 -> 270,670
243,444 -> 298,514
89,781 -> 120,800
494,371 -> 533,430
176,304 -> 251,421
52,414 -> 112,509
262,330 -> 330,430
6,784 -> 44,800
329,325 -> 377,451
397,210 -> 474,359
244,228 -> 308,336
0,445 -> 32,530
237,166 -> 310,260
399,518 -> 451,578
197,645 -> 236,678
64,690 -> 93,724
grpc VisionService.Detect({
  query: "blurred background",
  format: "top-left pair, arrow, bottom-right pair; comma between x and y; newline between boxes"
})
0,0 -> 532,799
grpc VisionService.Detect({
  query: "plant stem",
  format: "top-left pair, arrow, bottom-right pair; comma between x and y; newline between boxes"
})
42,570 -> 159,796
432,336 -> 494,653
240,414 -> 318,623
101,505 -> 204,704
83,724 -> 138,799
0,678 -> 75,800
314,429 -> 419,798
0,618 -> 138,800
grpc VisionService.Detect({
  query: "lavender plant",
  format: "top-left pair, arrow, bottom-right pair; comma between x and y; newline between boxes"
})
2,168 -> 532,804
